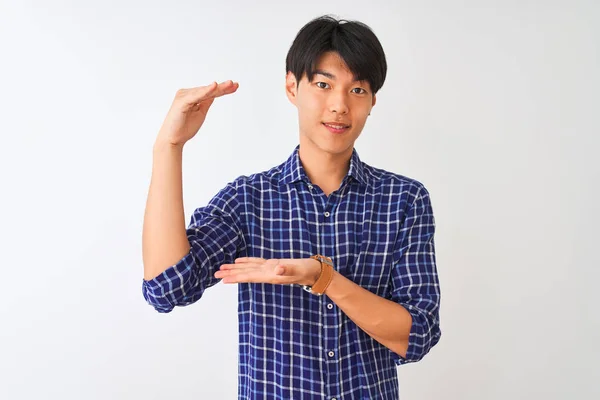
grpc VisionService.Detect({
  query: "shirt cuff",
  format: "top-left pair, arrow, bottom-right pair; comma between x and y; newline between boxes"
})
141,251 -> 196,313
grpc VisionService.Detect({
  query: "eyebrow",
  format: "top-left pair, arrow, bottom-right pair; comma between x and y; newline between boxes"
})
312,69 -> 365,83
313,69 -> 337,80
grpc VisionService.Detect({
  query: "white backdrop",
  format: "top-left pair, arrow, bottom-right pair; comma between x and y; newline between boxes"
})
1,1 -> 598,399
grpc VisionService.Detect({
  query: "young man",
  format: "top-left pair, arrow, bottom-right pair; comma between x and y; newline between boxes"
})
142,15 -> 441,399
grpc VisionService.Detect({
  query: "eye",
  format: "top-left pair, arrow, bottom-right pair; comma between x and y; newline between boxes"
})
352,88 -> 367,94
316,82 -> 330,89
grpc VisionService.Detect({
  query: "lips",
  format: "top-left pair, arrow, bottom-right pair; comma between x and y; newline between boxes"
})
323,122 -> 350,129
322,122 -> 350,134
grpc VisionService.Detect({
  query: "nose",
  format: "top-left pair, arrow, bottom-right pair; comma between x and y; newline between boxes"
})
328,91 -> 349,115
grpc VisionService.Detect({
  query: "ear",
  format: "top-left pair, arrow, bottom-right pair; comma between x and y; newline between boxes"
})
285,71 -> 298,105
372,93 -> 377,107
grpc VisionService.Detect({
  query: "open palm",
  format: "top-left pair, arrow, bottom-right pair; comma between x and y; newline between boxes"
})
215,257 -> 316,286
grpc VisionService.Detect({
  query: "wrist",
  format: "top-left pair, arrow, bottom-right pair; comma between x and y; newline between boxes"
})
301,255 -> 334,296
154,135 -> 185,152
301,259 -> 322,286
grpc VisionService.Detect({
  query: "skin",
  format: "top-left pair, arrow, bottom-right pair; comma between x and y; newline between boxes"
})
143,80 -> 240,281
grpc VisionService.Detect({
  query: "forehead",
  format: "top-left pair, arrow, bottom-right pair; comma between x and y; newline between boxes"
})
315,51 -> 350,71
311,51 -> 358,82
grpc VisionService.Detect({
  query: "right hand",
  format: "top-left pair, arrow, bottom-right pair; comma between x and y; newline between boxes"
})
156,80 -> 239,146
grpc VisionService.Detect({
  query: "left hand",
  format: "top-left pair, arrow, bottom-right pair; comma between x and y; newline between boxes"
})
214,257 -> 320,286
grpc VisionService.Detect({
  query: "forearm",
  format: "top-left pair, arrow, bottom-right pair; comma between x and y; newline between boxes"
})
325,271 -> 413,357
142,139 -> 190,280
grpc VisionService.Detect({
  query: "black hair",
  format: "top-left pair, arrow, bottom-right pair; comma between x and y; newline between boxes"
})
285,15 -> 387,94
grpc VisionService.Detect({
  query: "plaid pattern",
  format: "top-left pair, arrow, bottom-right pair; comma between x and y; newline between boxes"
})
142,145 -> 441,399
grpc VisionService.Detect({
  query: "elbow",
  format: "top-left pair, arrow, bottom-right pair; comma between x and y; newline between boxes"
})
398,309 -> 441,363
150,303 -> 174,313
392,339 -> 409,359
405,328 -> 441,363
142,280 -> 175,313
140,250 -> 208,313
392,308 -> 413,358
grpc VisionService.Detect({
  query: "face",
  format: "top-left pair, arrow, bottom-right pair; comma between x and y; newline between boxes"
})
285,51 -> 376,158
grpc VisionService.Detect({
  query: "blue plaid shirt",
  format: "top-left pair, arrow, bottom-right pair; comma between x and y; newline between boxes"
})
142,145 -> 441,399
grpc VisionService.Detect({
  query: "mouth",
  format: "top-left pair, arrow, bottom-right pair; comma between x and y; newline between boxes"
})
322,122 -> 351,134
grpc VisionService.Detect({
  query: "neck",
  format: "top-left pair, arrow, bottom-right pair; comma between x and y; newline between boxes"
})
298,138 -> 353,195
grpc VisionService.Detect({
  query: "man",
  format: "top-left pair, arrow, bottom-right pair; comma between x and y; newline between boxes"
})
142,15 -> 441,399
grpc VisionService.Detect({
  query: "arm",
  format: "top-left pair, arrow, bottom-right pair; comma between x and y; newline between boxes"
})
142,140 -> 189,281
215,259 -> 412,357
141,81 -> 244,312
214,187 -> 441,361
142,80 -> 239,281
321,271 -> 413,358
325,187 -> 441,363
142,181 -> 245,313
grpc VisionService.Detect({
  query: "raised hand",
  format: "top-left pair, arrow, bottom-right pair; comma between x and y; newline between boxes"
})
156,80 -> 239,146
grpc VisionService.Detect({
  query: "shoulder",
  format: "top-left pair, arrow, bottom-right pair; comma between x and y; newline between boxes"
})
362,162 -> 430,205
228,160 -> 287,190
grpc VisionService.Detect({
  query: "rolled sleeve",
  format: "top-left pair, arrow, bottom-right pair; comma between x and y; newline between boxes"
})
389,186 -> 441,365
142,181 -> 246,313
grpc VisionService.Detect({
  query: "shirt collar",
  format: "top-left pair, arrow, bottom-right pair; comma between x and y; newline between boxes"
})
280,145 -> 368,186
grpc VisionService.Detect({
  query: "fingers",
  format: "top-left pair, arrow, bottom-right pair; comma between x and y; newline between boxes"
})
216,259 -> 290,282
235,257 -> 265,263
182,80 -> 239,106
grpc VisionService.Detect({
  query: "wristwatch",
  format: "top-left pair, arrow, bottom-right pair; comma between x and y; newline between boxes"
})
302,254 -> 334,296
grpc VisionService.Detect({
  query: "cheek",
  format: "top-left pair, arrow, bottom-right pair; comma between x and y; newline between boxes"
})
297,97 -> 323,122
355,104 -> 372,120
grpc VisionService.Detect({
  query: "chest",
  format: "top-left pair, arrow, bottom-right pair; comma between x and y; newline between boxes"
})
239,184 -> 408,296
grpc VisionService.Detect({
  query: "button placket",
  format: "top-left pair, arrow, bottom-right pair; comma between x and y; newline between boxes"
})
318,188 -> 340,398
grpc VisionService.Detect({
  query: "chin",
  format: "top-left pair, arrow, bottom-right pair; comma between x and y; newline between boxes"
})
314,139 -> 355,156
300,127 -> 357,155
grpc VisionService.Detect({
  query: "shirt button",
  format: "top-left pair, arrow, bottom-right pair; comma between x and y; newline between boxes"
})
328,351 -> 335,357
327,303 -> 333,309
324,211 -> 330,217
308,184 -> 313,189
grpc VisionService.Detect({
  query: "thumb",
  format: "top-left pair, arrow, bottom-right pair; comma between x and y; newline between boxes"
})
196,97 -> 215,114
274,264 -> 288,276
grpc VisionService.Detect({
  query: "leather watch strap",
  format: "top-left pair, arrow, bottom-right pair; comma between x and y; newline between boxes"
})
308,255 -> 334,295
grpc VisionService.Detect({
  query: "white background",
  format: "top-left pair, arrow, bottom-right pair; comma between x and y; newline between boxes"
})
0,0 -> 598,399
